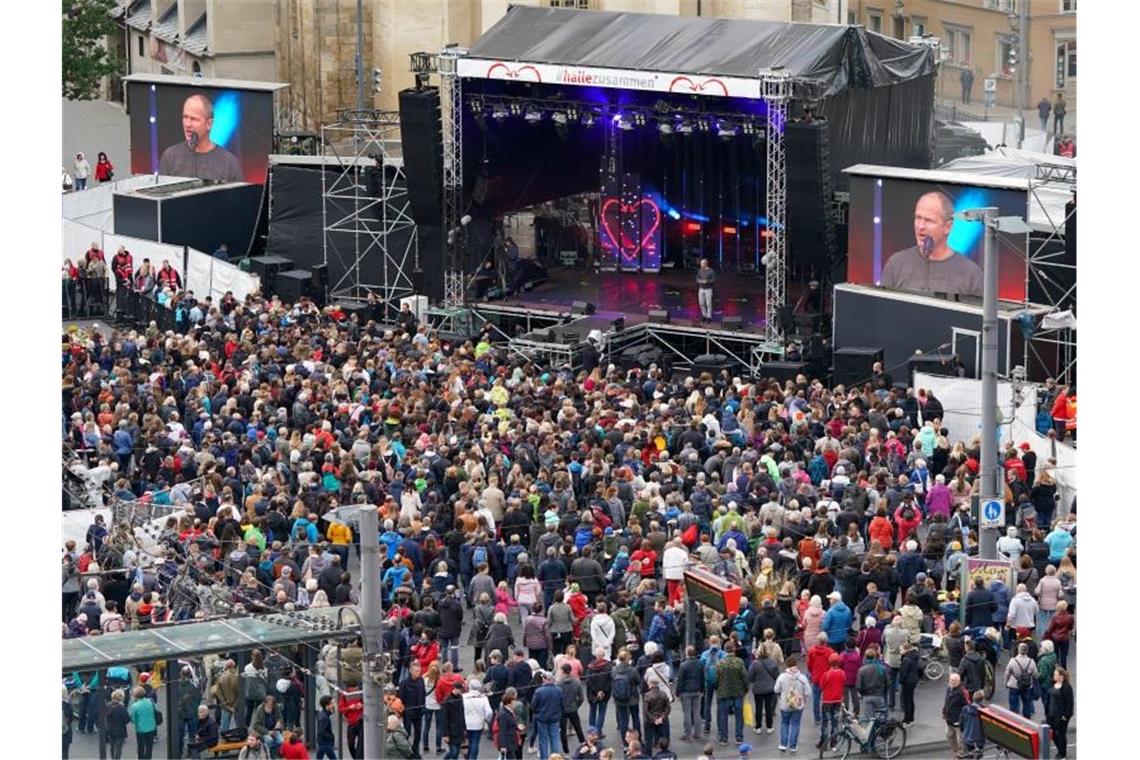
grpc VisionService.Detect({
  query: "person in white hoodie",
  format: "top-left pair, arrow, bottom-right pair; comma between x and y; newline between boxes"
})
996,526 -> 1024,564
663,539 -> 690,606
74,152 -> 91,190
462,679 -> 494,759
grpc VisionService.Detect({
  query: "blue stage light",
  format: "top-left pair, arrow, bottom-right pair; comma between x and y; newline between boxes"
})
210,91 -> 241,148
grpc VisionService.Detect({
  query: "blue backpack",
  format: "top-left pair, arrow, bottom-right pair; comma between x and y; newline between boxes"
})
473,545 -> 489,568
612,671 -> 633,703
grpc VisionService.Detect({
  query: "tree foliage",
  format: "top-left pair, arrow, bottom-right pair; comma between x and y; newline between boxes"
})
63,0 -> 121,100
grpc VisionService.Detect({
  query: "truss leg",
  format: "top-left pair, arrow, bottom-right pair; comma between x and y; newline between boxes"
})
439,47 -> 466,308
762,73 -> 790,349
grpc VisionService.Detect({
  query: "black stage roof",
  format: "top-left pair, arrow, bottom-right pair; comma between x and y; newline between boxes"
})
467,5 -> 935,95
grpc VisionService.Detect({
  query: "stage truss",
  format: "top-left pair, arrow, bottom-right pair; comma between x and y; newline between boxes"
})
321,109 -> 419,306
1024,162 -> 1076,384
439,47 -> 467,307
761,72 -> 790,352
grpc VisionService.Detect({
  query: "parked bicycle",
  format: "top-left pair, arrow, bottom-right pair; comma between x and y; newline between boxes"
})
918,632 -> 947,681
819,706 -> 907,760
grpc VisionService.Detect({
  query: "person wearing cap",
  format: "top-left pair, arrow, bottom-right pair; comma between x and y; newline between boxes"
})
897,640 -> 922,727
821,591 -> 852,652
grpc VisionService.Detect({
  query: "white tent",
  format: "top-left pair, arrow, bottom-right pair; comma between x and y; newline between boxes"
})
940,147 -> 1074,233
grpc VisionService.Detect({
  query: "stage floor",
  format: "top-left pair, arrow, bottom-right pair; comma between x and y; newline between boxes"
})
483,267 -> 771,330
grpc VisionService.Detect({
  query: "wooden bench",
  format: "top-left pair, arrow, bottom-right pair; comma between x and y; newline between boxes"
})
205,740 -> 246,757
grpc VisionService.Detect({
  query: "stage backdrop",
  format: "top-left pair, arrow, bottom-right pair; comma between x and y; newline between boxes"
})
846,169 -> 1029,302
127,80 -> 275,184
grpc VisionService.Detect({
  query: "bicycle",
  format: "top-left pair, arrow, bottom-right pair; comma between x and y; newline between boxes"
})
819,707 -> 907,759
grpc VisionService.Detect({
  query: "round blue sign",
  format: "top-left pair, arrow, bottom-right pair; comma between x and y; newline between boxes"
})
983,500 -> 1003,521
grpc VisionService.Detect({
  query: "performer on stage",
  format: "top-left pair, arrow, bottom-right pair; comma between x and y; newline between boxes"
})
697,258 -> 715,322
880,191 -> 982,298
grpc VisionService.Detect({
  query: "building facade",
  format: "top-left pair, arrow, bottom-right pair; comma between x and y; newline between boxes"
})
847,0 -> 1076,112
273,0 -> 851,131
110,0 -> 275,100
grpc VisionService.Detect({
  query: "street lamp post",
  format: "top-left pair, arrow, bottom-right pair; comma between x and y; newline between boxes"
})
958,208 -> 1032,559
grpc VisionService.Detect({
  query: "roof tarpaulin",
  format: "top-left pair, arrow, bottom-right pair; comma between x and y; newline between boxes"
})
940,147 -> 1074,231
464,5 -> 934,96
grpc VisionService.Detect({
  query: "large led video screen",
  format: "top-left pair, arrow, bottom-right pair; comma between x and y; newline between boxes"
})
847,175 -> 1029,301
128,81 -> 274,184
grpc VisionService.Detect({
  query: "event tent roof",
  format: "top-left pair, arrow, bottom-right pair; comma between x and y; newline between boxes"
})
466,5 -> 935,95
940,147 -> 1075,231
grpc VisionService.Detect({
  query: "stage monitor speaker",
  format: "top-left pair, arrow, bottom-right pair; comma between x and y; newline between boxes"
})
690,353 -> 739,378
722,315 -> 744,331
398,88 -> 443,227
648,309 -> 670,324
277,269 -> 313,305
761,360 -> 808,384
571,300 -> 596,315
561,331 -> 580,344
310,264 -> 328,307
249,254 -> 291,296
833,346 -> 884,388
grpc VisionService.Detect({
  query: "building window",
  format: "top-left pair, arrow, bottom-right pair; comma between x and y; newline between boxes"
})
848,11 -> 857,24
137,34 -> 145,58
192,60 -> 202,75
944,25 -> 972,66
1061,0 -> 1076,12
913,19 -> 927,37
548,0 -> 592,8
1056,40 -> 1076,86
868,11 -> 883,33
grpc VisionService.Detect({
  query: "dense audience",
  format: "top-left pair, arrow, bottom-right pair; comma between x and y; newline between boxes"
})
62,294 -> 1076,759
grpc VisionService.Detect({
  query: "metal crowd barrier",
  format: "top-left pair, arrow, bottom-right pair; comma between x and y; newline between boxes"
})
62,277 -> 111,321
113,287 -> 177,331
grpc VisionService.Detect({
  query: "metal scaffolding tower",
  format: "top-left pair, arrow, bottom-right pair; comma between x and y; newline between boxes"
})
321,108 -> 418,306
1024,162 -> 1077,383
761,72 -> 791,349
439,46 -> 467,307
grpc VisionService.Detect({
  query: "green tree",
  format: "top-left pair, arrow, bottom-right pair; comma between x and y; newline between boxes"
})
63,0 -> 121,100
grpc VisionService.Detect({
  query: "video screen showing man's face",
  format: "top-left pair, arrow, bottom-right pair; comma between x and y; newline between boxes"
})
128,82 -> 274,184
845,176 -> 1030,302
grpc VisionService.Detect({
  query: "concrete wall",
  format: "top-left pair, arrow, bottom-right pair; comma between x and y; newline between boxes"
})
208,0 -> 274,56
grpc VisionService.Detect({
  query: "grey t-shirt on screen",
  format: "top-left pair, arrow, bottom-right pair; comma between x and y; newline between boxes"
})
158,142 -> 244,183
879,246 -> 983,298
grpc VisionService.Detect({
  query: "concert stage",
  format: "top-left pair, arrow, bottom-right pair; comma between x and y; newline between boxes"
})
484,267 -> 771,330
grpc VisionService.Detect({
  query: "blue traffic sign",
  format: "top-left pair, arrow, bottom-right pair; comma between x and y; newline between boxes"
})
982,500 -> 1003,522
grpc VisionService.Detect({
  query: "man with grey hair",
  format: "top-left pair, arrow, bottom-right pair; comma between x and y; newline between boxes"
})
880,190 -> 983,297
159,93 -> 244,182
942,672 -> 971,758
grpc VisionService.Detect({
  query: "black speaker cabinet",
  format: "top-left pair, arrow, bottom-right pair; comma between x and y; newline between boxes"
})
277,269 -> 313,305
249,254 -> 292,296
722,315 -> 744,331
648,309 -> 670,324
571,300 -> 596,315
760,360 -> 808,384
691,353 -> 740,377
833,346 -> 883,388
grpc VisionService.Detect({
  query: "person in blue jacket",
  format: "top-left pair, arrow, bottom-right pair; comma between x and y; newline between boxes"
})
821,592 -> 853,651
530,672 -> 564,760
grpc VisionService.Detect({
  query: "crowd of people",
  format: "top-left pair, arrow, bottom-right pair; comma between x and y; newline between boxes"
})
62,291 -> 1076,759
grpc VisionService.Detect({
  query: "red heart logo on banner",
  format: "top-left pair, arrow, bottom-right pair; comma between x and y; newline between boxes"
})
667,75 -> 729,96
486,63 -> 543,82
601,197 -> 661,262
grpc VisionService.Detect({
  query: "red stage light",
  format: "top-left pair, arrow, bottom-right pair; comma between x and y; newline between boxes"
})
683,222 -> 701,233
722,225 -> 737,235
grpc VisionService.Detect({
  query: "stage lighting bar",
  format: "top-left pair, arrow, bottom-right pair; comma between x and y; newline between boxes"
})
492,107 -> 510,120
634,112 -> 647,127
676,119 -> 694,134
657,120 -> 674,135
616,114 -> 634,131
581,112 -> 596,127
717,121 -> 739,138
683,221 -> 702,233
552,112 -> 569,125
723,225 -> 738,235
524,108 -> 543,124
567,107 -> 580,121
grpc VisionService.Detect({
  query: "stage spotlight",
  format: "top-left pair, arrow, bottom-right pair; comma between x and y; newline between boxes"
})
761,251 -> 775,267
581,112 -> 596,127
717,122 -> 739,138
491,106 -> 509,121
667,209 -> 681,220
676,119 -> 694,134
617,115 -> 634,131
657,121 -> 674,135
552,112 -> 568,125
524,108 -> 543,124
469,98 -> 483,113
634,112 -> 647,127
509,102 -> 522,116
697,118 -> 711,133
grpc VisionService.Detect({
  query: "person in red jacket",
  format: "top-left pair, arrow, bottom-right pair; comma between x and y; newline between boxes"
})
338,692 -> 364,759
280,728 -> 311,759
819,654 -> 847,750
893,503 -> 922,548
868,506 -> 894,551
806,633 -> 833,725
1050,386 -> 1071,439
1044,600 -> 1074,668
630,540 -> 658,578
112,246 -> 133,291
94,152 -> 115,183
157,259 -> 182,290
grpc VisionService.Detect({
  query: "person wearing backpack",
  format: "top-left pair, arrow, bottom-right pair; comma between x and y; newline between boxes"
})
699,635 -> 727,737
1004,642 -> 1038,718
747,644 -> 779,736
611,649 -> 643,745
774,657 -> 811,753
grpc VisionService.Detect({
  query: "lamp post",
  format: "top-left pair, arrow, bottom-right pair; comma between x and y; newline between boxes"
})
359,505 -> 383,758
957,208 -> 1032,559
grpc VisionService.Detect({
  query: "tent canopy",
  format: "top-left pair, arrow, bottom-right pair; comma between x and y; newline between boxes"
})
466,5 -> 935,96
940,147 -> 1075,231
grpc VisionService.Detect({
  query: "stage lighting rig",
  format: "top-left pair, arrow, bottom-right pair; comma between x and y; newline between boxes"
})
581,111 -> 596,127
676,119 -> 694,134
616,114 -> 634,131
524,108 -> 543,124
634,112 -> 647,127
717,121 -> 739,138
509,102 -> 523,116
491,106 -> 510,121
657,120 -> 674,135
